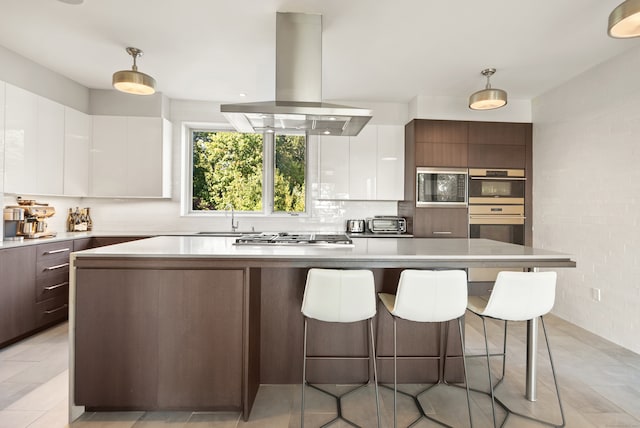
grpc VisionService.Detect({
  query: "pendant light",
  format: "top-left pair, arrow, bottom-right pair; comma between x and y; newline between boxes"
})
468,68 -> 507,110
112,47 -> 156,95
608,0 -> 640,38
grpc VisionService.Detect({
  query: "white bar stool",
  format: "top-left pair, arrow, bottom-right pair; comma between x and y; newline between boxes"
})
467,271 -> 565,427
378,269 -> 473,428
300,268 -> 380,428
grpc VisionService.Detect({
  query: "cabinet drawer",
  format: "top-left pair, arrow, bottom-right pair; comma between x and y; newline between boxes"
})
414,207 -> 469,238
35,295 -> 68,327
36,241 -> 72,263
36,258 -> 70,284
36,270 -> 69,302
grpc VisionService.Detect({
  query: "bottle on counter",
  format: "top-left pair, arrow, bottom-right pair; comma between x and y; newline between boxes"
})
86,207 -> 93,231
67,208 -> 74,232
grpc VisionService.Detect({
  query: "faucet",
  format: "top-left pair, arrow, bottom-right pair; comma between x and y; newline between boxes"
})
225,203 -> 239,232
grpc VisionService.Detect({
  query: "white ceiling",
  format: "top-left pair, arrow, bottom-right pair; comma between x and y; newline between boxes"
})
1,0 -> 639,105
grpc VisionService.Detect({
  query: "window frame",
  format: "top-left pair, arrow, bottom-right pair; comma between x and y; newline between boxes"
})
181,122 -> 309,218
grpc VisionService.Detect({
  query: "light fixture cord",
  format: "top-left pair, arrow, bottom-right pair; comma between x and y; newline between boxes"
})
485,74 -> 492,90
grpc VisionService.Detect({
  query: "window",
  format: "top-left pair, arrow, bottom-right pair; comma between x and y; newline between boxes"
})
190,128 -> 306,215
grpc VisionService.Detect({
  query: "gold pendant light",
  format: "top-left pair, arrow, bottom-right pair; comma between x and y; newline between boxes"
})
112,47 -> 156,95
468,68 -> 507,110
608,0 -> 640,38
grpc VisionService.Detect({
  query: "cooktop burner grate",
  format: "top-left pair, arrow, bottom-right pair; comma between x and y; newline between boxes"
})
234,232 -> 353,246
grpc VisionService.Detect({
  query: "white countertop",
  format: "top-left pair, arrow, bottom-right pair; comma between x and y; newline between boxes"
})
71,235 -> 574,264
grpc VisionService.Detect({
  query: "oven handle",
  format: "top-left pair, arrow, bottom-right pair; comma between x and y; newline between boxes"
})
470,176 -> 526,181
470,215 -> 525,225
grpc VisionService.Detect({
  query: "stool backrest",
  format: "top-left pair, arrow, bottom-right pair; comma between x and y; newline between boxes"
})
482,271 -> 557,321
301,268 -> 376,323
392,270 -> 468,322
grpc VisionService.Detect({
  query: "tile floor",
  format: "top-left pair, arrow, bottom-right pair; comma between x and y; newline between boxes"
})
1,314 -> 639,427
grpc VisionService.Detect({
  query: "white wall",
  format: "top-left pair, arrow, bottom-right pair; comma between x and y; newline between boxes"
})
0,45 -> 89,113
532,45 -> 640,354
410,95 -> 531,123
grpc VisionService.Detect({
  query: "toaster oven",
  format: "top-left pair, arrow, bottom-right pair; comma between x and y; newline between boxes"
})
366,216 -> 407,234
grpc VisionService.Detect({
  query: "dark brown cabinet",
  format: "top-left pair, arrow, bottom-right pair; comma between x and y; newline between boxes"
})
468,121 -> 530,169
402,119 -> 532,241
0,246 -> 36,345
75,268 -> 244,410
0,235 -> 150,349
413,120 -> 468,167
413,208 -> 469,238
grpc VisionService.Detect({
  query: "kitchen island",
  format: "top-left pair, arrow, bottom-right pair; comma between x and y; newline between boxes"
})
69,236 -> 576,421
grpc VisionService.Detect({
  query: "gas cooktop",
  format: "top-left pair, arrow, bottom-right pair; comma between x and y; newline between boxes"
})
234,232 -> 353,246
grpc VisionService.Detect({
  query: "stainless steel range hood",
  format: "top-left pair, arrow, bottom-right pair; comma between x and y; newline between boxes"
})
220,12 -> 372,136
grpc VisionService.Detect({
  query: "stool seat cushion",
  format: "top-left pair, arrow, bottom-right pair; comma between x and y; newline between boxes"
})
467,271 -> 557,321
380,270 -> 468,323
301,268 -> 376,323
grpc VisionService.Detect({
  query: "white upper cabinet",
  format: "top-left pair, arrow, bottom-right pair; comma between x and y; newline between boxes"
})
318,135 -> 350,199
63,107 -> 91,196
349,125 -> 377,200
90,115 -> 171,198
4,84 -> 65,195
376,125 -> 404,200
36,96 -> 65,195
0,81 -> 5,192
318,124 -> 404,200
5,84 -> 39,194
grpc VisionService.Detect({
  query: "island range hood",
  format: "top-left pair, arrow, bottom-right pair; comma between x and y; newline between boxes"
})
220,12 -> 372,136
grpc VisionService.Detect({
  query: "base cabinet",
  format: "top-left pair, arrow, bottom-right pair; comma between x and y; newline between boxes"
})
0,246 -> 36,345
75,268 -> 244,409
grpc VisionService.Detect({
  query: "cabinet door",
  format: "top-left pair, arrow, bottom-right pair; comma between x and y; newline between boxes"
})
36,97 -> 65,195
64,107 -> 91,196
376,125 -> 404,200
0,81 -> 5,192
90,116 -> 127,196
319,135 -> 349,199
349,125 -> 377,200
127,117 -> 163,196
416,142 -> 468,167
75,268 -> 244,409
91,116 -> 169,197
158,270 -> 243,408
4,84 -> 38,193
75,269 -> 160,408
468,122 -> 527,169
0,246 -> 36,345
413,207 -> 469,238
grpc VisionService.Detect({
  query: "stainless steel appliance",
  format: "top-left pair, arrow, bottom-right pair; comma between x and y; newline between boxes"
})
345,219 -> 365,233
221,13 -> 372,136
416,167 -> 468,207
235,232 -> 353,246
366,216 -> 407,234
468,168 -> 525,204
6,202 -> 57,239
3,207 -> 25,241
469,205 -> 525,245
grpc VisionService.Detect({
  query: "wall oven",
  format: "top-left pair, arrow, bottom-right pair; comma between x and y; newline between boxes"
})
469,205 -> 525,245
468,168 -> 525,205
469,196 -> 526,283
416,167 -> 468,207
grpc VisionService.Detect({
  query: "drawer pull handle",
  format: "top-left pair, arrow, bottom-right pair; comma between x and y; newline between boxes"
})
45,263 -> 70,271
44,304 -> 68,315
432,231 -> 452,235
44,282 -> 69,291
44,248 -> 70,255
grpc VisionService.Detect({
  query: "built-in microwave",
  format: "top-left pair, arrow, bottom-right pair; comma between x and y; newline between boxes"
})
416,167 -> 468,207
468,168 -> 525,204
